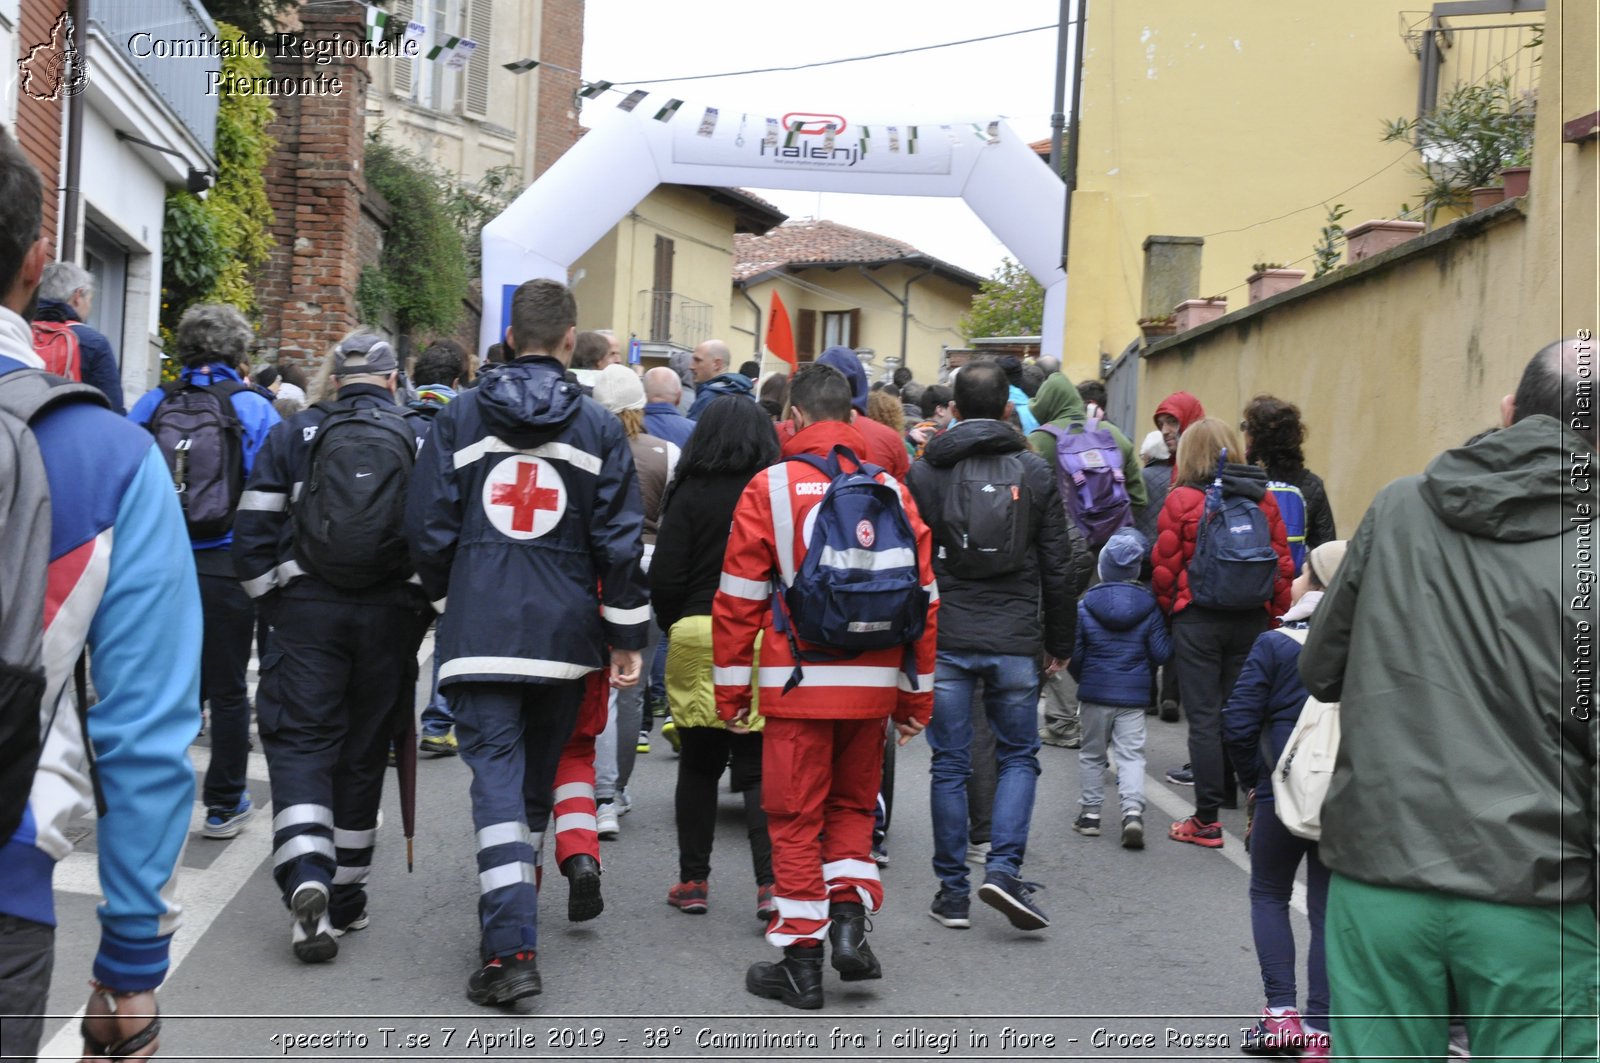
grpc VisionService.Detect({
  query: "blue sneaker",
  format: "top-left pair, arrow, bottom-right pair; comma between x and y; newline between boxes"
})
202,793 -> 253,839
927,890 -> 970,929
978,871 -> 1050,931
1165,764 -> 1195,786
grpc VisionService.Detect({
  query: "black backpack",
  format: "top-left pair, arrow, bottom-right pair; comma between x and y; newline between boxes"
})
292,403 -> 418,590
937,452 -> 1032,579
148,379 -> 248,540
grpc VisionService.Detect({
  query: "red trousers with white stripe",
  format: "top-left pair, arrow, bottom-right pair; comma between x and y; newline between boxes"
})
760,715 -> 887,947
551,671 -> 610,871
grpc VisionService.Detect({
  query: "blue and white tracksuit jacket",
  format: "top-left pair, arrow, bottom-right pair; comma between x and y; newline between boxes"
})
0,310 -> 202,992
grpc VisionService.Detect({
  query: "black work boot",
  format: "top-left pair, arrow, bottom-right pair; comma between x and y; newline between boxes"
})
466,950 -> 541,1006
745,945 -> 825,1009
561,854 -> 603,922
827,901 -> 882,981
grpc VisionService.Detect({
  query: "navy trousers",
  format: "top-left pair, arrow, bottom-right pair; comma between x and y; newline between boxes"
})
451,680 -> 584,962
256,596 -> 428,929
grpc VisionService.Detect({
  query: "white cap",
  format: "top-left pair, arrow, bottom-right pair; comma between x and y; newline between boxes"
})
1140,429 -> 1170,461
593,363 -> 645,412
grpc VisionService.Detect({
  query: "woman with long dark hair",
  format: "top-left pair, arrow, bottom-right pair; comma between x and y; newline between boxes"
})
649,396 -> 782,919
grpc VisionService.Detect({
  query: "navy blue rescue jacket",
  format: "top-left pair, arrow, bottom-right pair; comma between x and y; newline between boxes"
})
1222,622 -> 1312,800
405,356 -> 649,688
1068,580 -> 1173,707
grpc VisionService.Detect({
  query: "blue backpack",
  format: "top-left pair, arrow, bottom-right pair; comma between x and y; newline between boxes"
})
773,445 -> 929,693
1040,419 -> 1133,547
1188,453 -> 1279,610
1266,480 -> 1308,576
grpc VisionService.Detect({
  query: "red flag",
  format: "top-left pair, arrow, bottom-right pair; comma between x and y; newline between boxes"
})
766,290 -> 797,371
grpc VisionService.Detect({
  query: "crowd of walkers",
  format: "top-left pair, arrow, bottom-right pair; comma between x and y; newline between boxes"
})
0,116 -> 1593,1061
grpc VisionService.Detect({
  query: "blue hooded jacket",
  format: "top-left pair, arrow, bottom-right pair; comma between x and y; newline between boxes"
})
686,372 -> 754,419
818,345 -> 870,413
1222,617 -> 1314,800
1068,580 -> 1172,707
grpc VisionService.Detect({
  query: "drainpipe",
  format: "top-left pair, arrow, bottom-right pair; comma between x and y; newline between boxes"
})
738,282 -> 762,358
1048,0 -> 1069,175
60,0 -> 87,261
1061,0 -> 1088,270
857,264 -> 934,372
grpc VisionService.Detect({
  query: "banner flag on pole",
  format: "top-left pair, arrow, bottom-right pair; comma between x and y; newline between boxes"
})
403,20 -> 426,51
365,4 -> 389,45
446,38 -> 477,70
766,291 -> 798,371
578,80 -> 613,98
653,98 -> 684,122
618,89 -> 648,111
425,34 -> 460,61
503,58 -> 539,74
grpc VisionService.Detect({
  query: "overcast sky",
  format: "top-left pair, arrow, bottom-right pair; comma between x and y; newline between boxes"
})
581,0 -> 1068,278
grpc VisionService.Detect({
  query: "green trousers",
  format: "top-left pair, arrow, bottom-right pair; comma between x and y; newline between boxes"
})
1326,873 -> 1598,1061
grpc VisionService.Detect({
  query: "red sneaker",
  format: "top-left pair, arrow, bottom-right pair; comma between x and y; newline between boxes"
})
756,883 -> 777,922
1168,815 -> 1224,848
1300,1029 -> 1330,1060
1241,1008 -> 1304,1055
667,880 -> 708,913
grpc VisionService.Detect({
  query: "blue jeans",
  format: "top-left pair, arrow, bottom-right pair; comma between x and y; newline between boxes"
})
926,652 -> 1042,897
1250,798 -> 1330,1027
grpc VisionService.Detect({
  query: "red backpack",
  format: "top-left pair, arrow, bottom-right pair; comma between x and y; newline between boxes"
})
31,320 -> 82,381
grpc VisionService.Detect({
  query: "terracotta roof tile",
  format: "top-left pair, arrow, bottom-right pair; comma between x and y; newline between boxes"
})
734,218 -> 979,287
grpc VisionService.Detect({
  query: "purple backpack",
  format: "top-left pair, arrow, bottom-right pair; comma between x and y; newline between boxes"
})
1040,419 -> 1133,547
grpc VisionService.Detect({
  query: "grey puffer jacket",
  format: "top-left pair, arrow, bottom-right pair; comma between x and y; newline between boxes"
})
1302,415 -> 1596,906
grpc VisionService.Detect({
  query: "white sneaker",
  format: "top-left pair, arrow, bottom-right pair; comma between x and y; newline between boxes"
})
290,883 -> 337,963
596,802 -> 620,839
614,790 -> 633,817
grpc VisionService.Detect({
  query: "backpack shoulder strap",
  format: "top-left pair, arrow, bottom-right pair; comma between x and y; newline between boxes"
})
0,368 -> 110,422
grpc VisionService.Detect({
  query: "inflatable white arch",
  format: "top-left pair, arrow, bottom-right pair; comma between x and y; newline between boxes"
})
480,95 -> 1066,359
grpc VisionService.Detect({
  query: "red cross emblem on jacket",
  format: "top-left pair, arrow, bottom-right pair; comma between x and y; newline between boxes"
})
482,455 -> 567,539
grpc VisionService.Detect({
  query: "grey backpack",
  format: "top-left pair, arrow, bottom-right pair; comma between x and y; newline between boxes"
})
0,368 -> 108,845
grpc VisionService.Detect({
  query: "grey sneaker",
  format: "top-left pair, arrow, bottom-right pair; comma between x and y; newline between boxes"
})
595,802 -> 620,839
978,872 -> 1049,931
1121,813 -> 1145,849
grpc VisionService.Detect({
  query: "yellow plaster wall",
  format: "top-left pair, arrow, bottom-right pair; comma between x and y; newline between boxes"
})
571,185 -> 742,344
734,267 -> 976,383
1136,0 -> 1596,529
1066,2 -> 1446,381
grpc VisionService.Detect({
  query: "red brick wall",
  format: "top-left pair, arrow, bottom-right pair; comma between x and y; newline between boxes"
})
533,0 -> 583,178
254,0 -> 370,370
15,0 -> 68,247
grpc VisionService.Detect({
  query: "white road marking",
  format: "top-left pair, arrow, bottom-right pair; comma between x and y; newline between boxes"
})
1143,773 -> 1308,915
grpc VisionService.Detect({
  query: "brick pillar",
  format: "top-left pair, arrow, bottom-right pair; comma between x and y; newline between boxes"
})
15,0 -> 68,247
533,0 -> 583,178
255,1 -> 371,369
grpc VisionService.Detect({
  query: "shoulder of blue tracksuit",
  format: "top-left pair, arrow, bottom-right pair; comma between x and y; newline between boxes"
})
127,362 -> 281,550
0,356 -> 201,992
1222,624 -> 1310,797
403,358 -> 649,688
643,402 -> 695,448
1068,580 -> 1170,705
233,387 -> 427,607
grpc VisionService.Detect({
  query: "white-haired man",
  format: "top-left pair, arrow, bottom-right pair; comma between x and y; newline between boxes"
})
34,259 -> 123,411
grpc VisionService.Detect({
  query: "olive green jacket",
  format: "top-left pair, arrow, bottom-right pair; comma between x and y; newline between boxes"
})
1301,415 -> 1596,906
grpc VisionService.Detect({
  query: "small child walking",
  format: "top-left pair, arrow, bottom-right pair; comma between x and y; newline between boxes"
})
1068,529 -> 1172,848
1222,540 -> 1348,1060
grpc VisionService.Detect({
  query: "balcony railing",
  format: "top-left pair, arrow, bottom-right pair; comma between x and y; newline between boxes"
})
92,0 -> 219,157
637,290 -> 713,351
1403,2 -> 1543,118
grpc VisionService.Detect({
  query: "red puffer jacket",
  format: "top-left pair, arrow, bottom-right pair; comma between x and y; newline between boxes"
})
1151,469 -> 1294,620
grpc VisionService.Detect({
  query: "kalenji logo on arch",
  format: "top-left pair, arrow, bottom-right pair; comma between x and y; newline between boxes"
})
781,113 -> 848,136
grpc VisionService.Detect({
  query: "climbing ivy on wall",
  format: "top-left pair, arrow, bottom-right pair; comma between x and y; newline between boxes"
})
160,21 -> 277,353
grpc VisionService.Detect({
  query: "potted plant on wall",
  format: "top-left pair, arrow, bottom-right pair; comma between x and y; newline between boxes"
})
1246,263 -> 1306,303
1501,145 -> 1532,198
1138,314 -> 1177,343
1173,296 -> 1228,331
1382,76 -> 1536,222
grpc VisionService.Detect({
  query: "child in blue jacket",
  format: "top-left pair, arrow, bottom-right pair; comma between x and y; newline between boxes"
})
1222,540 -> 1347,1061
1069,528 -> 1172,848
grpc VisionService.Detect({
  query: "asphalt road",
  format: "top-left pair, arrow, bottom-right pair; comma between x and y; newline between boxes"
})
32,646 -> 1304,1062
